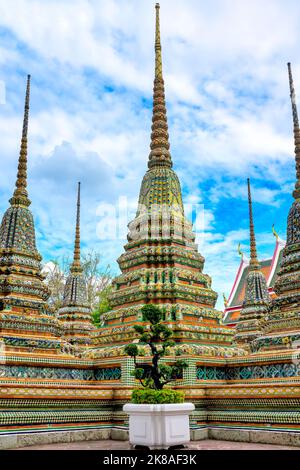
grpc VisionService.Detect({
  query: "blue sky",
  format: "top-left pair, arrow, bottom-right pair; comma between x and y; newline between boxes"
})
0,0 -> 299,309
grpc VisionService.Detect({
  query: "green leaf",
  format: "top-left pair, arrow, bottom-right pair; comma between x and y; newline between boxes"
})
124,344 -> 138,357
131,388 -> 185,404
140,333 -> 151,343
134,368 -> 145,379
134,325 -> 145,334
141,305 -> 163,324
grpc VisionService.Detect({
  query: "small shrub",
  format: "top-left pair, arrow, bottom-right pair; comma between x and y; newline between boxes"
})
131,388 -> 184,404
124,305 -> 188,390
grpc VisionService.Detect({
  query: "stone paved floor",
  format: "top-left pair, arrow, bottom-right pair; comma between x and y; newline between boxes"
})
15,440 -> 300,450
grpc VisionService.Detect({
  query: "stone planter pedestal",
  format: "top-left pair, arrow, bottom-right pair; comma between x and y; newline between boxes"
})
123,403 -> 195,450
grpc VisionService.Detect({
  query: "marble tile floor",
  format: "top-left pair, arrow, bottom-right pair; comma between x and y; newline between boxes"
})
14,440 -> 300,450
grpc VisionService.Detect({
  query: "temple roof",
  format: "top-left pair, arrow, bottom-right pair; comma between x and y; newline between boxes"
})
223,237 -> 285,325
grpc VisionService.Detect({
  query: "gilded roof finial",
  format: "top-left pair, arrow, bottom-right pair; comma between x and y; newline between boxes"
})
155,3 -> 163,80
148,3 -> 172,169
287,62 -> 300,200
247,178 -> 259,269
237,242 -> 244,260
10,75 -> 31,207
272,223 -> 279,240
71,182 -> 82,273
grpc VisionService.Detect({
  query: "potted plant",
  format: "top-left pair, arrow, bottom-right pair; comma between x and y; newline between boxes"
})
123,305 -> 195,450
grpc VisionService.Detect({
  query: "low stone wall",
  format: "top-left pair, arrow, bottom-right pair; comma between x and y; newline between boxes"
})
208,428 -> 300,447
0,429 -> 111,450
2,426 -> 300,449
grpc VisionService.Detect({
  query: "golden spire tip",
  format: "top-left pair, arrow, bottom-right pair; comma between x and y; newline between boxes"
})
71,181 -> 82,272
10,75 -> 31,207
247,178 -> 259,268
287,62 -> 300,199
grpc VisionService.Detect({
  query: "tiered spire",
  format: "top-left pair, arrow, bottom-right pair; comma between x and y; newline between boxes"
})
288,62 -> 300,200
10,74 -> 31,207
271,64 -> 300,315
71,182 -> 82,273
148,3 -> 172,169
250,63 -> 300,351
94,4 -> 242,360
0,75 -> 62,354
247,178 -> 259,269
155,3 -> 163,81
234,179 -> 270,345
58,182 -> 93,345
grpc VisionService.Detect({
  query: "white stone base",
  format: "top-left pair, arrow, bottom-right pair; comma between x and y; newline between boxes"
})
123,403 -> 195,450
0,429 -> 111,450
208,427 -> 300,447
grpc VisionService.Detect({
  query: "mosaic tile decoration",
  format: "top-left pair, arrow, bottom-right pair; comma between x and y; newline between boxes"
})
0,365 -> 121,382
196,363 -> 300,381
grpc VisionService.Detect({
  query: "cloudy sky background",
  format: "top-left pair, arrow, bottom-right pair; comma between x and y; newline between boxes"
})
0,0 -> 299,309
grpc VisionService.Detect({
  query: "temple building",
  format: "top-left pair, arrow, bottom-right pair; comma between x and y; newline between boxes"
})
1,3 -> 300,449
223,234 -> 285,326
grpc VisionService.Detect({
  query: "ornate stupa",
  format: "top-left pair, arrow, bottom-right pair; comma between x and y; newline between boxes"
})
273,63 -> 300,313
0,75 -> 62,353
234,179 -> 270,344
250,63 -> 300,352
58,183 -> 93,345
92,3 -> 244,359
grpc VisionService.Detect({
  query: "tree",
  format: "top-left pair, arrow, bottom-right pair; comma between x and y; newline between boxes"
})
92,284 -> 113,327
124,305 -> 188,390
43,251 -> 113,316
43,258 -> 69,311
81,250 -> 112,310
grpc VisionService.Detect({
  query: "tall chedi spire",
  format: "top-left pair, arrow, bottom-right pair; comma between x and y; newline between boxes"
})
10,75 -> 31,208
247,179 -> 259,269
0,76 -> 62,354
148,3 -> 172,170
268,63 -> 300,327
235,179 -> 270,345
249,63 -> 300,353
288,62 -> 300,200
58,183 -> 93,346
90,4 -> 244,360
136,3 -> 183,216
71,182 -> 82,273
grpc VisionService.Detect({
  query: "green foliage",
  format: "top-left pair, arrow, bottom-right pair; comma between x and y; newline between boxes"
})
97,286 -> 112,314
124,344 -> 139,357
126,304 -> 189,392
92,285 -> 112,327
134,325 -> 145,334
134,368 -> 145,380
131,388 -> 184,404
141,304 -> 163,324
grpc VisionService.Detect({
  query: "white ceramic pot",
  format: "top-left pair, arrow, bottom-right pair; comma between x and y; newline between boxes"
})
123,403 -> 195,449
